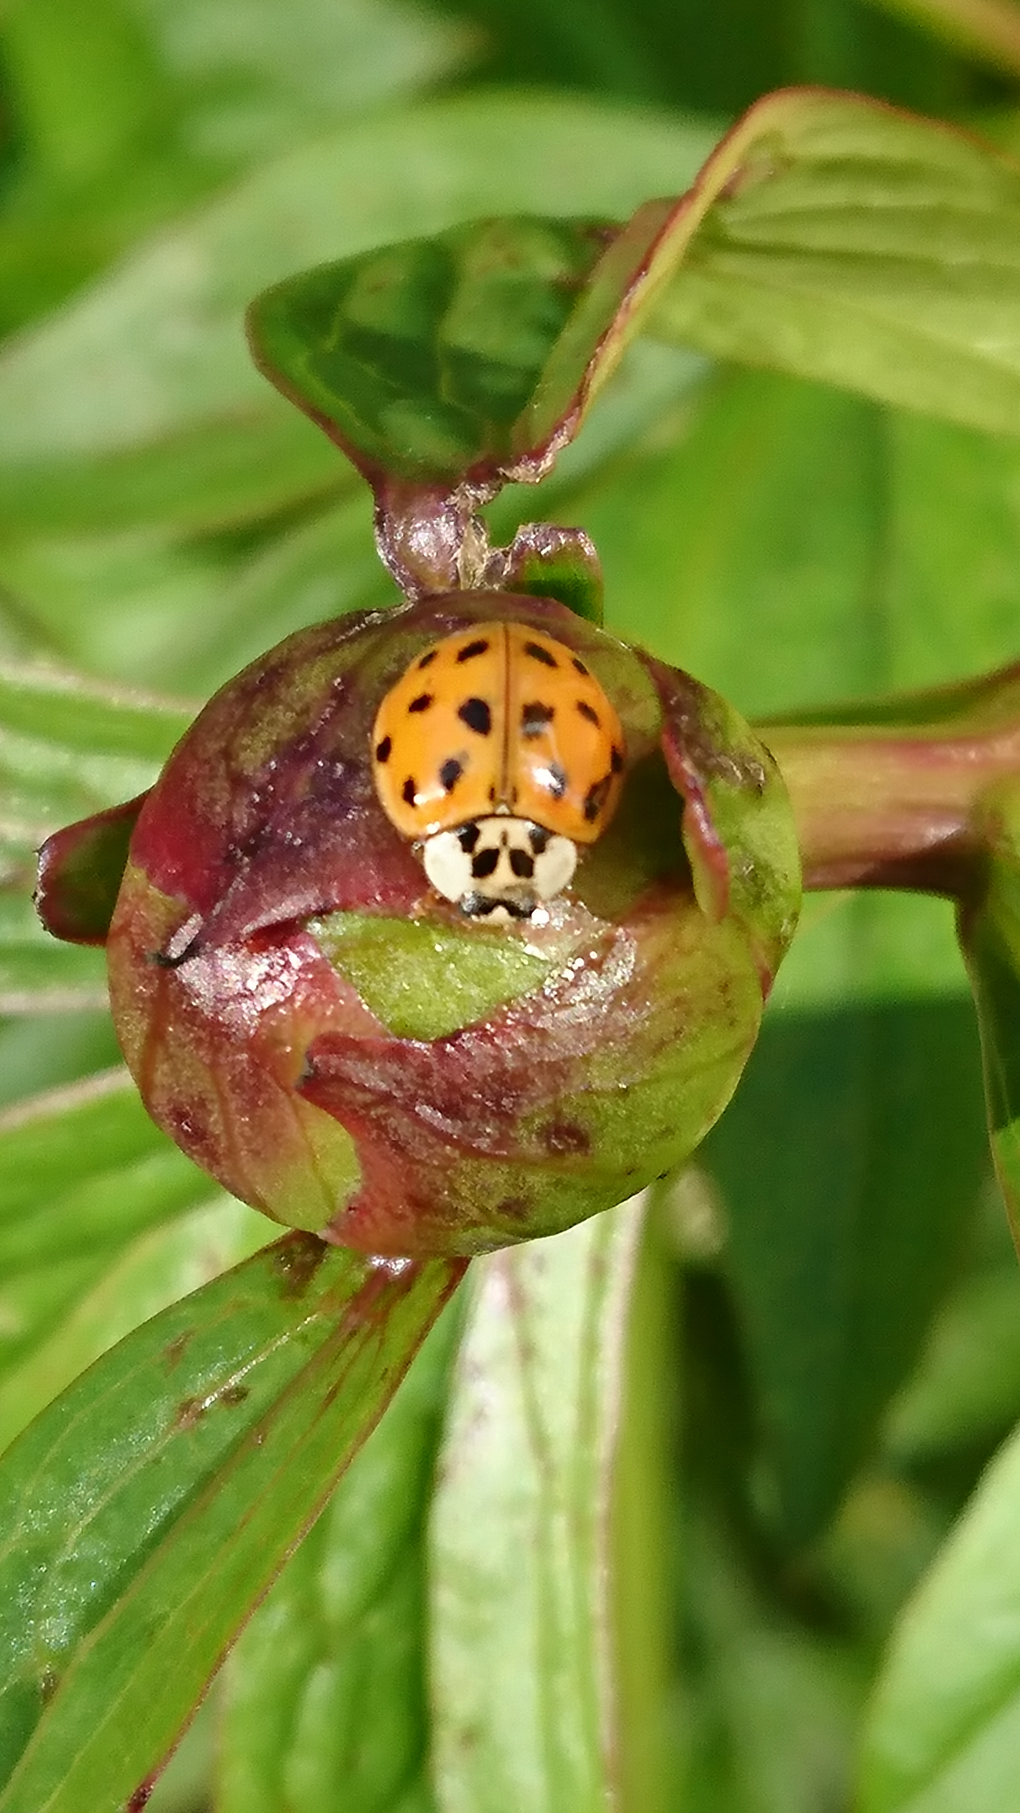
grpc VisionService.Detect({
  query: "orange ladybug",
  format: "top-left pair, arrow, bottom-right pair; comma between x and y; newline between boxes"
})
371,622 -> 626,920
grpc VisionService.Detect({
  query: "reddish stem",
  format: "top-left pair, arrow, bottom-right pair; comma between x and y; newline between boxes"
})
762,674 -> 1020,896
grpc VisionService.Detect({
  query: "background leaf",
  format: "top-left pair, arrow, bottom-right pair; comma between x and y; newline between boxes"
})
218,1299 -> 462,1813
0,1232 -> 463,1813
860,1416 -> 1020,1812
430,1194 -> 652,1813
703,999 -> 990,1550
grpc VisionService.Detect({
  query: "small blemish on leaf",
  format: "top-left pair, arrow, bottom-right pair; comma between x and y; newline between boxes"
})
162,1331 -> 193,1372
496,1195 -> 532,1221
542,1119 -> 591,1156
220,1384 -> 250,1407
274,1232 -> 327,1298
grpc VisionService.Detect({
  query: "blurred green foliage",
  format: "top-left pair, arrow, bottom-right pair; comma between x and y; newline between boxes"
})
3,1 -> 1020,1810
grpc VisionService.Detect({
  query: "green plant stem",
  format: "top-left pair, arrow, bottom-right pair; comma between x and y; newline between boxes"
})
764,712 -> 1020,896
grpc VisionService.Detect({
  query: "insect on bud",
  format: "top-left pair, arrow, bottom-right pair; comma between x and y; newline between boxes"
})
39,590 -> 801,1256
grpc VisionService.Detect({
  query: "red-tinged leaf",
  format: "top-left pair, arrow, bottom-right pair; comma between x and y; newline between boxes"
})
35,794 -> 146,945
0,1232 -> 464,1813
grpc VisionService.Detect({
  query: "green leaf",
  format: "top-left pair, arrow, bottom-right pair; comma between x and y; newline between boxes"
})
0,1234 -> 464,1813
0,660 -> 191,761
859,1417 -> 1020,1811
0,659 -> 190,880
247,216 -> 619,485
0,1192 -> 267,1459
0,892 -> 109,1013
703,999 -> 990,1549
652,89 -> 1020,439
0,1072 -> 222,1421
682,1506 -> 867,1813
0,661 -> 191,1002
430,1195 -> 649,1813
0,407 -> 347,539
0,97 -> 716,466
218,1299 -> 462,1813
0,0 -> 466,338
884,1261 -> 1020,1463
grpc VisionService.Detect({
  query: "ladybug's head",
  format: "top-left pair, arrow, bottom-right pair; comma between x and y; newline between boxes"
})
422,814 -> 577,923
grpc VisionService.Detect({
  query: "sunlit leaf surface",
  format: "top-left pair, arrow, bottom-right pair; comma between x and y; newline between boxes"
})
0,1233 -> 463,1813
431,1197 -> 646,1813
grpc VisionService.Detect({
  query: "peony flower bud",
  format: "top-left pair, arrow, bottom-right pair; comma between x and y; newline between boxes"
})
41,590 -> 800,1257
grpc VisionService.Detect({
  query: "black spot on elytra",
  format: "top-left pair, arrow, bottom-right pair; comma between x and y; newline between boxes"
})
402,776 -> 417,806
521,700 -> 554,737
487,785 -> 496,803
457,822 -> 481,852
583,775 -> 612,821
439,757 -> 463,792
611,746 -> 624,774
524,639 -> 558,668
472,848 -> 499,879
459,697 -> 492,736
417,648 -> 438,669
528,825 -> 550,854
408,692 -> 433,714
576,699 -> 600,726
375,734 -> 392,763
572,656 -> 589,675
457,638 -> 490,663
509,847 -> 534,879
545,763 -> 567,800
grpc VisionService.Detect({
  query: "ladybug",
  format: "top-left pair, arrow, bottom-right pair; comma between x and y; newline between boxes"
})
371,622 -> 626,921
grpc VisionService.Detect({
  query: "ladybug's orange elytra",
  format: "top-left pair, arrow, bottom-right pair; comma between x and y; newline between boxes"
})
371,622 -> 625,921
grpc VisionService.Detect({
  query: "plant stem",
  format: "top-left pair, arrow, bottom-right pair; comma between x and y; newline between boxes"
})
762,663 -> 1020,896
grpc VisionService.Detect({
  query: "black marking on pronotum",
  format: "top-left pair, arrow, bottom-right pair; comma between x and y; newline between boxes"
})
524,640 -> 558,668
457,822 -> 481,852
456,638 -> 490,663
408,692 -> 433,713
521,701 -> 554,736
576,700 -> 600,726
583,775 -> 612,822
611,746 -> 624,774
439,757 -> 464,792
464,892 -> 533,919
402,776 -> 417,806
417,648 -> 438,669
459,697 -> 492,736
528,825 -> 550,854
572,656 -> 589,675
545,763 -> 567,800
509,848 -> 535,879
375,734 -> 392,763
471,848 -> 499,879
